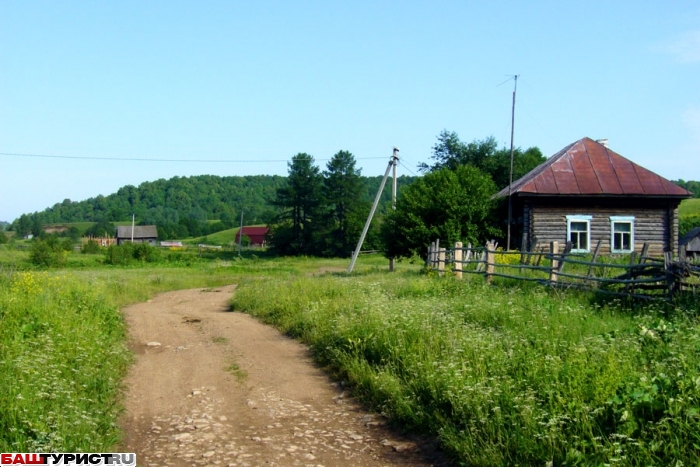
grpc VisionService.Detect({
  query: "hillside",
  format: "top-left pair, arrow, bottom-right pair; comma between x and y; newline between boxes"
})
10,174 -> 417,240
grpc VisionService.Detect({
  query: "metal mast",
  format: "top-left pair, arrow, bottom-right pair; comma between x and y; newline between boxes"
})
507,74 -> 518,251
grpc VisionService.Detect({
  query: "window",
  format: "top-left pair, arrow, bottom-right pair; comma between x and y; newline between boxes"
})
566,215 -> 591,253
610,216 -> 634,253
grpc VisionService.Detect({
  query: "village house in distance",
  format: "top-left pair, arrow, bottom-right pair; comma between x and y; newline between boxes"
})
115,225 -> 158,246
495,137 -> 692,256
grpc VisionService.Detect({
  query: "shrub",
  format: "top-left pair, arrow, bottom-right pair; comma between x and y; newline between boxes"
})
104,243 -> 161,265
28,239 -> 67,267
81,240 -> 101,254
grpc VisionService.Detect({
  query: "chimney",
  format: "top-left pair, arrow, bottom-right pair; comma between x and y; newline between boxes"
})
596,138 -> 609,148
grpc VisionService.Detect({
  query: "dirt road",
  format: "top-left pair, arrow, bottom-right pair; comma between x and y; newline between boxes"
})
120,285 -> 448,467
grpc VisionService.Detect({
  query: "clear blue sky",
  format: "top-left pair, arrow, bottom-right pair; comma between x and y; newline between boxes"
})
1,1 -> 699,223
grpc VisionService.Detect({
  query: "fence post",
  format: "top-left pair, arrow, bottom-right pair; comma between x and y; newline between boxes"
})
454,242 -> 463,279
549,241 -> 560,283
427,242 -> 435,269
438,248 -> 446,276
485,240 -> 495,284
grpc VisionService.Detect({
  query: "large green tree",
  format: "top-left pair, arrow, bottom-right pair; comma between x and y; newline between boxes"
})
381,165 -> 498,259
421,131 -> 545,189
269,154 -> 324,255
320,150 -> 367,257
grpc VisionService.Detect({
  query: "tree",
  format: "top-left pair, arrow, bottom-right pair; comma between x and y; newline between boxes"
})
421,131 -> 545,190
381,165 -> 498,259
14,214 -> 32,238
321,150 -> 366,257
269,154 -> 323,255
84,219 -> 115,237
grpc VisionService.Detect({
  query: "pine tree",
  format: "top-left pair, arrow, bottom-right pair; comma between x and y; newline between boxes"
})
321,150 -> 366,257
270,154 -> 323,255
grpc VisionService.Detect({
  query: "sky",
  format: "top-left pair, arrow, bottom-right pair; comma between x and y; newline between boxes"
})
1,1 -> 699,223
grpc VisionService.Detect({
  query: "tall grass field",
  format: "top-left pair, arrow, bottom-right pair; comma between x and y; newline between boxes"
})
233,272 -> 700,466
2,241 -> 699,465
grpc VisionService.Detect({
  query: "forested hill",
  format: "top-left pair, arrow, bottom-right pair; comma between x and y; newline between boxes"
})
23,174 -> 417,227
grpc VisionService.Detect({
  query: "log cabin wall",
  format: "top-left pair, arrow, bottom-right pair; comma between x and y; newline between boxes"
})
523,199 -> 680,257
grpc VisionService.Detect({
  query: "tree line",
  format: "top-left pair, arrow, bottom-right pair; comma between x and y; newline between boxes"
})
268,132 -> 546,258
6,173 -> 415,241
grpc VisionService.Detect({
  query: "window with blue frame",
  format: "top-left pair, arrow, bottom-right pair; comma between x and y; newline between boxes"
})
566,215 -> 592,253
610,216 -> 634,253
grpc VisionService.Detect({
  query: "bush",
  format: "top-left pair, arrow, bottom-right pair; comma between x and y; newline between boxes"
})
679,214 -> 700,237
28,239 -> 67,267
104,243 -> 161,265
81,240 -> 101,254
0,231 -> 7,244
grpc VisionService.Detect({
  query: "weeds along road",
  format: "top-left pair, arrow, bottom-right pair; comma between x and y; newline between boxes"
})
119,285 -> 448,467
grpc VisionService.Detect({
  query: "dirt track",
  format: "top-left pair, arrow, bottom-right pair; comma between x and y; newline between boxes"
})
119,285 -> 448,467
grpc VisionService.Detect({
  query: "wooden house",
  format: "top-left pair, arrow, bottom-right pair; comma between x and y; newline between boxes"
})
680,227 -> 700,260
495,138 -> 692,256
116,225 -> 158,245
235,226 -> 269,247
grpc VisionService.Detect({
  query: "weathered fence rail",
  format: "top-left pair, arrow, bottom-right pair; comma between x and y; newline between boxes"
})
427,240 -> 700,300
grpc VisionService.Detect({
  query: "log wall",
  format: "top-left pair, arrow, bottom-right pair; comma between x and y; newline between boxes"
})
528,205 -> 671,256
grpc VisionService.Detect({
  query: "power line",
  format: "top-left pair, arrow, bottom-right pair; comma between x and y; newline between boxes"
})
0,151 -> 388,163
398,159 -> 419,177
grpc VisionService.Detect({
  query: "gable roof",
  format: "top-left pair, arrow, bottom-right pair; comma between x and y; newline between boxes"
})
235,227 -> 269,242
495,137 -> 691,198
680,226 -> 700,247
116,225 -> 158,239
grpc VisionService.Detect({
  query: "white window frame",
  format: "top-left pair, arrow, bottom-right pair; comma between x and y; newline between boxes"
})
610,216 -> 635,254
566,215 -> 592,253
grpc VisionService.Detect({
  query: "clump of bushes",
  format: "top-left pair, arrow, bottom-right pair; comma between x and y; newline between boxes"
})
29,237 -> 73,267
81,239 -> 101,254
104,243 -> 161,265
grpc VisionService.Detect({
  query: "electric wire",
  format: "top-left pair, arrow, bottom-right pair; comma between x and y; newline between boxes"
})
0,151 -> 387,163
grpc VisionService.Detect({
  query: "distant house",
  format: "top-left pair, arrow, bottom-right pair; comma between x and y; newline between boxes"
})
116,225 -> 158,245
495,137 -> 692,256
680,227 -> 700,260
235,227 -> 269,247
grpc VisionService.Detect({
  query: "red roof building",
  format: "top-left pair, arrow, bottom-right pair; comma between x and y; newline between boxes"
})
496,138 -> 692,256
235,226 -> 269,247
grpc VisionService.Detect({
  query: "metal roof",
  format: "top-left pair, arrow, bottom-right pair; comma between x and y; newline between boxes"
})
116,225 -> 158,239
495,137 -> 692,198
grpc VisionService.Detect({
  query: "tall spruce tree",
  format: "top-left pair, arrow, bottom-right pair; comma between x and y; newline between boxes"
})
269,154 -> 323,255
321,150 -> 365,257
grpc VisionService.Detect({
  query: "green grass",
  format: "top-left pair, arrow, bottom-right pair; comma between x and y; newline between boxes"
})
186,224 -> 267,246
679,198 -> 700,218
0,248 -> 395,452
232,271 -> 700,466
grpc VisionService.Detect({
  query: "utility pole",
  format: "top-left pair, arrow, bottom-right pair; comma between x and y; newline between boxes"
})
238,210 -> 244,256
348,148 -> 399,274
131,213 -> 135,243
389,147 -> 399,272
507,74 -> 518,251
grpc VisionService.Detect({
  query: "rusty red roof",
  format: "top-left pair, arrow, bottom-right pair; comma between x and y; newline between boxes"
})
235,226 -> 269,244
496,137 -> 692,198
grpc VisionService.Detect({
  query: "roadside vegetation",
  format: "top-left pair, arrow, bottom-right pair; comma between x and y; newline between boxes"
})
233,271 -> 700,466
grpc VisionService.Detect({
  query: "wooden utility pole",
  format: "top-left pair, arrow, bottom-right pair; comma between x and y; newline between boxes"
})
237,210 -> 244,256
348,149 -> 399,273
507,75 -> 518,251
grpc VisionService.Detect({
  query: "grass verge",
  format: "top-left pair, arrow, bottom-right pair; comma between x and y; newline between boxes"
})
232,271 -> 700,466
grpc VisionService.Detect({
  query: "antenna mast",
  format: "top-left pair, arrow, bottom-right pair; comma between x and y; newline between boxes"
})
507,74 -> 518,251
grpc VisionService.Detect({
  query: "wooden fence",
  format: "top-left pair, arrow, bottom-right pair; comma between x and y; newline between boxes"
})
426,239 -> 700,300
